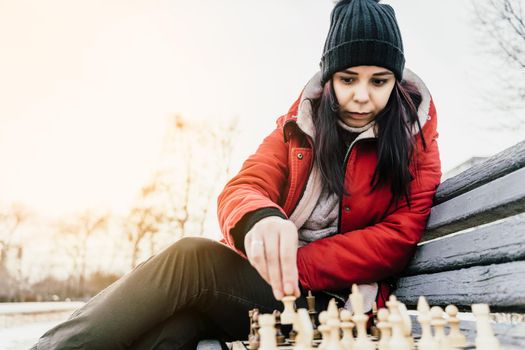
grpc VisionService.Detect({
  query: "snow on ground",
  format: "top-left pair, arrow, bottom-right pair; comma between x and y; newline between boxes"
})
0,319 -> 64,350
0,302 -> 84,350
0,302 -> 84,314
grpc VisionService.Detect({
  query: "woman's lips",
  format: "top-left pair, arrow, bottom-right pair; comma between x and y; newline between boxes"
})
348,112 -> 372,119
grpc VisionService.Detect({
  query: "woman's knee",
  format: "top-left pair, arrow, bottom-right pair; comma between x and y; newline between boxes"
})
153,237 -> 246,288
176,236 -> 218,251
170,237 -> 219,254
160,237 -> 227,264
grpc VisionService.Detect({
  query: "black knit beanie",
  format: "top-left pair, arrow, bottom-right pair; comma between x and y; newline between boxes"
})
320,0 -> 405,85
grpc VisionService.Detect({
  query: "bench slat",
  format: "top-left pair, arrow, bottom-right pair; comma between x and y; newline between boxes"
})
395,260 -> 525,311
405,214 -> 525,275
423,167 -> 525,241
435,140 -> 525,205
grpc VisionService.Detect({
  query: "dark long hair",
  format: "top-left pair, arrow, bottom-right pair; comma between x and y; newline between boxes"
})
309,78 -> 426,209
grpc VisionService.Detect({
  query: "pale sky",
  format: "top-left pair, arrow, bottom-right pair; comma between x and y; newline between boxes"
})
0,0 -> 523,221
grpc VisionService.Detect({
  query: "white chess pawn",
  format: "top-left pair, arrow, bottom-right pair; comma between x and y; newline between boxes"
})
417,297 -> 438,350
340,309 -> 355,350
472,304 -> 500,350
376,308 -> 391,350
294,308 -> 314,350
387,296 -> 410,350
445,305 -> 466,348
350,285 -> 375,350
317,310 -> 331,350
258,314 -> 278,350
281,295 -> 297,325
430,306 -> 451,350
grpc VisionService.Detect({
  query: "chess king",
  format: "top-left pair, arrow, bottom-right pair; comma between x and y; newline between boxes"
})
31,0 -> 441,349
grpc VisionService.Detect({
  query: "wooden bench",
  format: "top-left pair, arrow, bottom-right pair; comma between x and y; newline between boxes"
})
394,140 -> 525,349
198,140 -> 525,349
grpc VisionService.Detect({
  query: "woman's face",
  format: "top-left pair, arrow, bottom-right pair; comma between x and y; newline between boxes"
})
332,66 -> 396,128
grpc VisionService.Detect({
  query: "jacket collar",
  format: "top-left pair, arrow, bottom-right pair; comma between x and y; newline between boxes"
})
284,68 -> 432,141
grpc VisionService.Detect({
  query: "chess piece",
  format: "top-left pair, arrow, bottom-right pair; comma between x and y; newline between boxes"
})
273,310 -> 286,345
249,309 -> 256,340
258,314 -> 278,350
306,290 -> 316,313
350,285 -> 375,350
326,318 -> 343,350
387,295 -> 410,350
445,305 -> 466,348
249,309 -> 261,350
376,308 -> 391,350
370,302 -> 380,338
417,297 -> 438,350
281,295 -> 297,325
430,306 -> 451,350
306,291 -> 322,340
317,310 -> 331,350
320,298 -> 343,349
340,309 -> 355,350
327,298 -> 340,320
294,308 -> 314,350
289,327 -> 298,343
472,304 -> 500,350
397,302 -> 412,340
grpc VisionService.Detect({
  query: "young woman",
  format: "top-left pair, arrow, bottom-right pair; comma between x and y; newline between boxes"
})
33,0 -> 441,349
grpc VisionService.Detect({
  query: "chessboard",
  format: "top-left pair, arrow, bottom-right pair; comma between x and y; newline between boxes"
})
233,338 -> 478,349
237,338 -> 323,349
240,284 -> 499,350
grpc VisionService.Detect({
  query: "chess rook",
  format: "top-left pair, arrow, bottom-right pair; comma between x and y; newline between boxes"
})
258,314 -> 278,350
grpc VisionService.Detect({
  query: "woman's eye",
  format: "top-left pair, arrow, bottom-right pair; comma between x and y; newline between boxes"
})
341,77 -> 354,84
373,79 -> 387,86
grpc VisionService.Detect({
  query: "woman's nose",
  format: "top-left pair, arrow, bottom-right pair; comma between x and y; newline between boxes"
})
353,84 -> 370,103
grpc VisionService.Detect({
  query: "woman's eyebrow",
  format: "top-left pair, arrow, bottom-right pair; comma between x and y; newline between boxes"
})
342,69 -> 393,76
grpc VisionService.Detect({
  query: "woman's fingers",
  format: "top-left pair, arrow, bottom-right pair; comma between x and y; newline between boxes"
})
246,235 -> 270,284
244,216 -> 300,300
264,232 -> 284,300
279,222 -> 300,298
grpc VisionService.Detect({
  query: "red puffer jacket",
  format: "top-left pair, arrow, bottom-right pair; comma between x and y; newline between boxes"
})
217,69 -> 442,294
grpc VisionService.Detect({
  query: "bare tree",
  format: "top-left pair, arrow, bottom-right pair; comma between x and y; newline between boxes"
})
125,180 -> 166,269
157,114 -> 240,238
474,0 -> 525,69
472,0 -> 525,128
0,203 -> 29,267
121,114 -> 240,268
196,116 -> 240,235
0,203 -> 30,300
56,210 -> 109,297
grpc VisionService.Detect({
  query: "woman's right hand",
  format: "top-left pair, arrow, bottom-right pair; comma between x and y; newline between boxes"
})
244,216 -> 301,301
